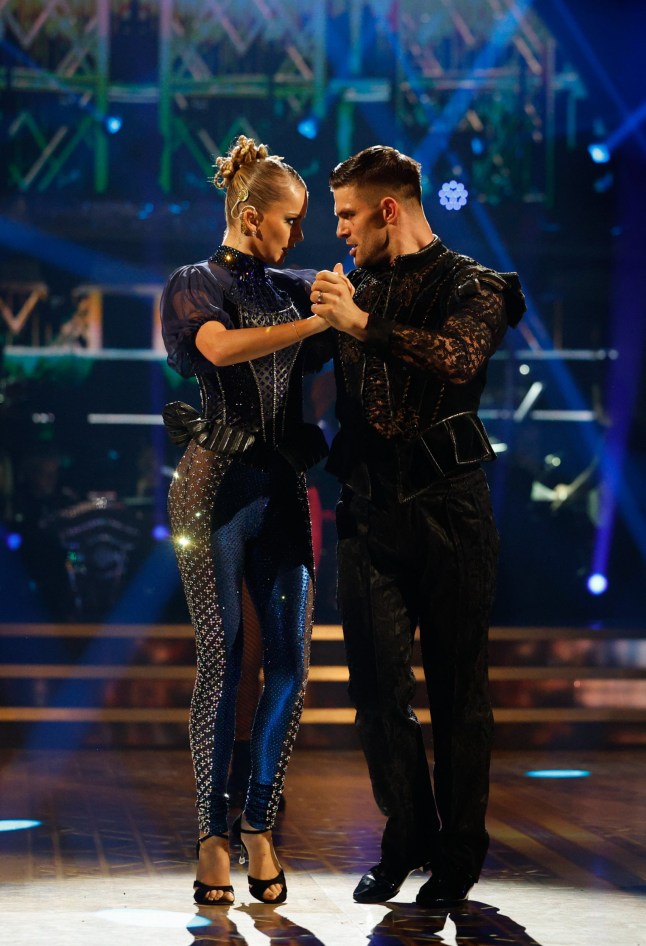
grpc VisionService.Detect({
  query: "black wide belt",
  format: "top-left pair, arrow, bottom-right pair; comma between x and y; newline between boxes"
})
162,401 -> 328,474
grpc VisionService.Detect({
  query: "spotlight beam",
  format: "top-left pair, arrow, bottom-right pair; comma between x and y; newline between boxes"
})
0,36 -> 114,129
412,1 -> 537,172
550,0 -> 646,157
21,542 -> 182,754
605,98 -> 646,155
0,217 -> 164,286
468,193 -> 602,445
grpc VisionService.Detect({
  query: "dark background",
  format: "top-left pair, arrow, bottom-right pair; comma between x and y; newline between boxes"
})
1,0 -> 644,629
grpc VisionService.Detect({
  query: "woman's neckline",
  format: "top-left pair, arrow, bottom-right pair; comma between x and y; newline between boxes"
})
209,244 -> 267,277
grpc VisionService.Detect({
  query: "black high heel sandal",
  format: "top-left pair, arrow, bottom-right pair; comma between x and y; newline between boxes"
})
193,832 -> 235,906
231,815 -> 287,904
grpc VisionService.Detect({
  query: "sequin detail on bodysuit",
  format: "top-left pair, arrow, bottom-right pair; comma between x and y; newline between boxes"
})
162,246 -> 316,834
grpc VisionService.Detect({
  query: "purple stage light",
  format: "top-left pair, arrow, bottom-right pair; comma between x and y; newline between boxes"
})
587,573 -> 608,596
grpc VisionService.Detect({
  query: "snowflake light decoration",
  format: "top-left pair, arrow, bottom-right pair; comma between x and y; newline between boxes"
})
438,180 -> 468,210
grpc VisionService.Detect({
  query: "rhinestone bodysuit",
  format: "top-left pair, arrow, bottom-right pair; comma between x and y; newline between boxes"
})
161,247 -> 316,834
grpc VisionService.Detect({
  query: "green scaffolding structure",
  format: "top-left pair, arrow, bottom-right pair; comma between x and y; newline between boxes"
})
1,0 -> 111,192
1,0 -> 586,203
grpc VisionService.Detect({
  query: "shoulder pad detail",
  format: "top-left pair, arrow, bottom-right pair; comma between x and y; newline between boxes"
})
455,266 -> 506,299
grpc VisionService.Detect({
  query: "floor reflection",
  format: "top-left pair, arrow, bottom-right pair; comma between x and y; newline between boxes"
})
368,901 -> 544,945
189,909 -> 246,945
190,904 -> 326,945
188,899 -> 544,946
2,747 -> 645,946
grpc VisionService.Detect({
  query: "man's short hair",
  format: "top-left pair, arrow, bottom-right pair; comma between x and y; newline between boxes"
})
329,145 -> 422,202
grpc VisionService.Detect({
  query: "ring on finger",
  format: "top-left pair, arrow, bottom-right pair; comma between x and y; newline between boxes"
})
317,292 -> 323,305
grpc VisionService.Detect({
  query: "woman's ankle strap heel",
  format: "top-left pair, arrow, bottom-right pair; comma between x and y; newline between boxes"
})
195,830 -> 228,860
230,814 -> 286,903
231,814 -> 266,863
193,832 -> 234,906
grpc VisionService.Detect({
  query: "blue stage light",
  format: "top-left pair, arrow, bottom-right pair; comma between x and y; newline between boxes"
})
526,770 -> 590,779
594,172 -> 613,193
297,116 -> 319,140
137,202 -> 155,220
470,136 -> 485,155
588,143 -> 610,164
105,115 -> 123,134
587,573 -> 608,595
152,524 -> 170,542
6,532 -> 22,550
438,180 -> 468,211
0,819 -> 41,831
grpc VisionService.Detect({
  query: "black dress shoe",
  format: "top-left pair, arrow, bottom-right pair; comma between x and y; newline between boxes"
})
415,870 -> 474,907
353,863 -> 414,904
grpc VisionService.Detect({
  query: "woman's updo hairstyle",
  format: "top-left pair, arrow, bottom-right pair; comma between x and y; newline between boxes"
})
213,134 -> 305,227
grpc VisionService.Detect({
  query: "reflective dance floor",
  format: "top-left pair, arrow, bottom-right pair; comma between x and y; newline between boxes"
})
1,747 -> 645,946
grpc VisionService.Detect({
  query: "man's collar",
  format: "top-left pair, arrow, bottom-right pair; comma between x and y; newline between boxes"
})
359,235 -> 443,275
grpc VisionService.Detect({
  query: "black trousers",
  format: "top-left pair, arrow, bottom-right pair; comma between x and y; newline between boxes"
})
336,468 -> 497,880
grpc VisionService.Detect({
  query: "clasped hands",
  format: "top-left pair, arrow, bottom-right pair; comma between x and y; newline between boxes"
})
310,263 -> 369,339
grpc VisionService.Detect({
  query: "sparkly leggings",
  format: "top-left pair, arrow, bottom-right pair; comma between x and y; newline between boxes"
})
169,440 -> 314,836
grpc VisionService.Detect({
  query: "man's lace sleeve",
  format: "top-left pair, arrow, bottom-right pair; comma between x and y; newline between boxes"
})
364,286 -> 507,383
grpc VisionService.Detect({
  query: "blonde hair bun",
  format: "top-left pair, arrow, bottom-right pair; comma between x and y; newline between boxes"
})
212,134 -> 303,226
213,135 -> 276,190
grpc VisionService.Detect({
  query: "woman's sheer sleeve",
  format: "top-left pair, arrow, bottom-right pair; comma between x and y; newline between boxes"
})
274,267 -> 334,372
160,264 -> 232,378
